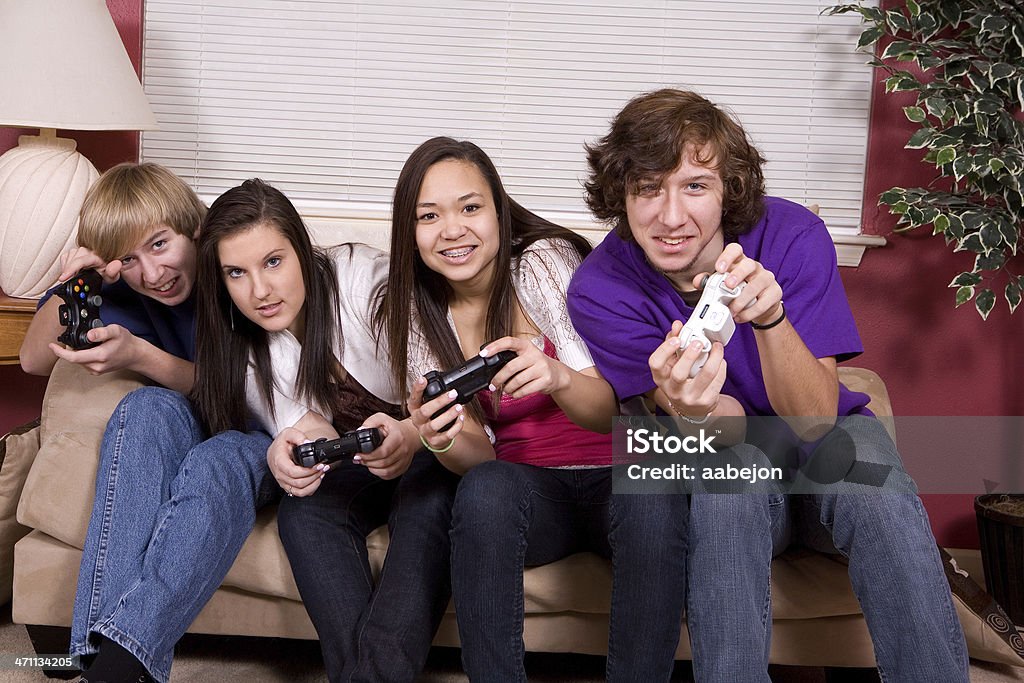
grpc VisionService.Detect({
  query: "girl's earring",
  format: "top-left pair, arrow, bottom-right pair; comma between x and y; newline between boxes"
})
229,304 -> 236,332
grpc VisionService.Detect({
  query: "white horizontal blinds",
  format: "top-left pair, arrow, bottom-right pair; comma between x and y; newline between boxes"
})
141,0 -> 873,233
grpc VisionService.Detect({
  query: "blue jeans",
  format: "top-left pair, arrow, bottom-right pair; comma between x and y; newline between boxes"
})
276,450 -> 460,683
450,460 -> 689,683
686,416 -> 969,683
70,387 -> 276,683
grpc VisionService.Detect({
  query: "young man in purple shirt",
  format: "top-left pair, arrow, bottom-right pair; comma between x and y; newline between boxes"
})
566,89 -> 967,682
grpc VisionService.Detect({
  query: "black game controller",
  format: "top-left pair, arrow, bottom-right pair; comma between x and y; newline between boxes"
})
292,427 -> 383,468
55,270 -> 104,350
422,350 -> 517,429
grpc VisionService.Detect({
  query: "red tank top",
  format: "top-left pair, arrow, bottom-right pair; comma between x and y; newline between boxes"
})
477,337 -> 612,467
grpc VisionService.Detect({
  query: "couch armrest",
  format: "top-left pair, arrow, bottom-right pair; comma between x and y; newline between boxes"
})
837,366 -> 896,445
17,361 -> 148,549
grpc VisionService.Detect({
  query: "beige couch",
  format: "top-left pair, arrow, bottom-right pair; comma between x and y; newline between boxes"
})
5,360 -> 1021,671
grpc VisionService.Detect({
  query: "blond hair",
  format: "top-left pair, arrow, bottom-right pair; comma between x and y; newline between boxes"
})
78,163 -> 206,261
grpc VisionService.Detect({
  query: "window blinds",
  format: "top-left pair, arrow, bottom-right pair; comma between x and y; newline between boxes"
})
141,0 -> 875,236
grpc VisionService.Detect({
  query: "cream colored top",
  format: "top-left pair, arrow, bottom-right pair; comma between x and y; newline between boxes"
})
406,238 -> 596,390
245,243 -> 398,436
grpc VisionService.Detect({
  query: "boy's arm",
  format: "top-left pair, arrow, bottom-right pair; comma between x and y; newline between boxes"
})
19,296 -> 66,376
48,325 -> 196,393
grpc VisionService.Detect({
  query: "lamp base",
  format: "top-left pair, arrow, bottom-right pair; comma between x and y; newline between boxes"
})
0,134 -> 99,298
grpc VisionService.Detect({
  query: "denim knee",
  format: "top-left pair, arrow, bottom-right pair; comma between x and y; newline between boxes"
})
452,461 -> 530,535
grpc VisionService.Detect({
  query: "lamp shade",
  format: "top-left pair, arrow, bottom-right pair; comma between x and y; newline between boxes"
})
0,0 -> 157,130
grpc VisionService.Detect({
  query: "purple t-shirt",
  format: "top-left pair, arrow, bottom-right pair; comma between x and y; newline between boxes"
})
566,196 -> 870,418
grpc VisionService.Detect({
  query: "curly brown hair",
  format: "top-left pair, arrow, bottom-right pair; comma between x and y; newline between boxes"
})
584,89 -> 766,241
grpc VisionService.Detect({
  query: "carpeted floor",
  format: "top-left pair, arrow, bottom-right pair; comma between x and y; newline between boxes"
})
1,604 -> 1022,682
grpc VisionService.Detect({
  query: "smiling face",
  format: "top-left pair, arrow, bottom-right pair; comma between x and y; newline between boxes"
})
115,226 -> 198,306
625,145 -> 726,290
217,221 -> 306,339
414,159 -> 501,292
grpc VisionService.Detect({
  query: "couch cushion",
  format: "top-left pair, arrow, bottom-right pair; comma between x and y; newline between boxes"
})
18,361 -> 146,548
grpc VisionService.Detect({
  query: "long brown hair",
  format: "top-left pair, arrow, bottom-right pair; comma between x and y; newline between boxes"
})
374,137 -> 591,422
584,88 -> 766,241
191,179 -> 344,435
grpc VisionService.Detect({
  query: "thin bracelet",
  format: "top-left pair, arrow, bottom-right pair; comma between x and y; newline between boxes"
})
750,301 -> 786,330
667,400 -> 712,425
420,433 -> 455,453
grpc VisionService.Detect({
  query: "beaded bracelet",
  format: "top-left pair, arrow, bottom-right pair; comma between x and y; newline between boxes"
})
667,400 -> 712,425
420,433 -> 455,453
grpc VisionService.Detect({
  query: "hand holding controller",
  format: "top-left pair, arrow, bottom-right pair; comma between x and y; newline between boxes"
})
292,427 -> 383,468
421,350 -> 517,430
55,270 -> 104,350
677,272 -> 751,378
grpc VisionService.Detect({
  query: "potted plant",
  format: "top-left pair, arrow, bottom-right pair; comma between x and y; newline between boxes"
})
826,0 -> 1023,320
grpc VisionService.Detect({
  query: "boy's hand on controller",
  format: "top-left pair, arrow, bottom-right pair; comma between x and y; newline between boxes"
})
696,243 -> 783,326
649,321 -> 726,418
57,246 -> 122,285
482,336 -> 569,398
408,377 -> 465,451
268,427 -> 326,497
357,414 -> 416,480
47,324 -> 142,375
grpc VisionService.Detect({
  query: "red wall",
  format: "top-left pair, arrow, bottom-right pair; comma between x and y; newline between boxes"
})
2,0 -> 1015,547
0,0 -> 142,437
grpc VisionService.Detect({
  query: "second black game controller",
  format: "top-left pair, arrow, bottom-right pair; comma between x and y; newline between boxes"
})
55,270 -> 104,350
292,427 -> 383,468
422,349 -> 517,429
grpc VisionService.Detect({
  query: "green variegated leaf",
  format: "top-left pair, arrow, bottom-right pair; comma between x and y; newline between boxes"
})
990,63 -> 1015,81
937,1 -> 962,28
906,0 -> 920,17
949,271 -> 982,287
904,105 -> 927,122
952,99 -> 970,121
989,158 -> 1006,174
975,98 -> 1001,115
891,201 -> 910,215
858,25 -> 886,48
976,250 -> 1007,272
953,155 -> 972,180
981,15 -> 1009,35
886,10 -> 911,33
1006,280 -> 1022,314
966,71 -> 988,91
936,146 -> 956,165
945,60 -> 970,80
975,289 -> 996,320
917,11 -> 938,38
977,115 -> 990,138
925,97 -> 947,118
882,39 -> 916,59
963,211 -> 986,230
997,216 -> 1019,252
946,214 -> 965,239
906,128 -> 933,148
955,285 -> 975,306
958,233 -> 985,253
879,188 -> 906,205
933,214 -> 951,234
979,222 -> 1003,250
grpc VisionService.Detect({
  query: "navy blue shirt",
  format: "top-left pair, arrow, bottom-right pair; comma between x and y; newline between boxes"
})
39,278 -> 196,362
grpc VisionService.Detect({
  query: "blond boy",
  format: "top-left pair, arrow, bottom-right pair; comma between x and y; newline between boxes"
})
20,163 -> 204,393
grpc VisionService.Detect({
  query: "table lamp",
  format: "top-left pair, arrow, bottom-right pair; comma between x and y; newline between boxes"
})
0,0 -> 158,298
